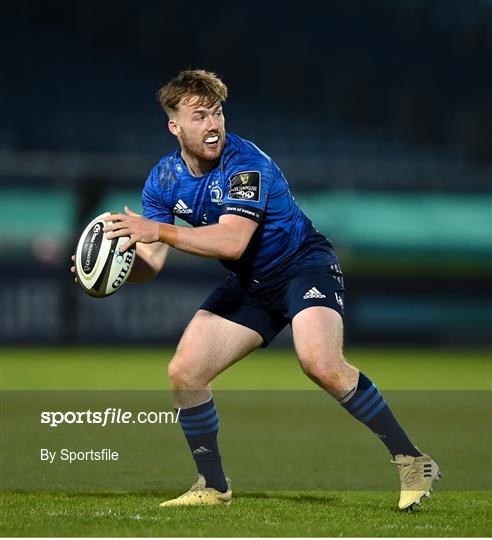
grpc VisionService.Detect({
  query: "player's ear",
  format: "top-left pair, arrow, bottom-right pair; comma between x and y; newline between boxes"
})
168,119 -> 179,137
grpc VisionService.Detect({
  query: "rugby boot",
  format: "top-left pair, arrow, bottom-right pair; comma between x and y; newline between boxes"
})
393,453 -> 442,510
159,474 -> 232,507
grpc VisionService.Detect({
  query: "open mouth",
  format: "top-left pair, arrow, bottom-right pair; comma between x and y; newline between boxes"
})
204,135 -> 220,148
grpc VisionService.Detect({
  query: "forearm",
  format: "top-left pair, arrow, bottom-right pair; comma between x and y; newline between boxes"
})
158,222 -> 241,260
127,242 -> 169,283
104,210 -> 256,262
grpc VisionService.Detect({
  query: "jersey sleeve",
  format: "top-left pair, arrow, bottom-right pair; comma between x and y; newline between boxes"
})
220,156 -> 272,223
141,165 -> 175,224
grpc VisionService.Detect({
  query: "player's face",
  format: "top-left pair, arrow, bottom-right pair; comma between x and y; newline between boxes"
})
170,98 -> 226,165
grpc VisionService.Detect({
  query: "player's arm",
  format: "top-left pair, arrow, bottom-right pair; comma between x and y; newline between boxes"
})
158,214 -> 257,260
105,207 -> 258,261
127,241 -> 169,283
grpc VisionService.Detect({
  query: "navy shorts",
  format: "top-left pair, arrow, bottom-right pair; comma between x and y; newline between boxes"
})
200,265 -> 345,347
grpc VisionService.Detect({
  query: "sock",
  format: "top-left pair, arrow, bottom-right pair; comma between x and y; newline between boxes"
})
177,397 -> 227,492
339,371 -> 421,457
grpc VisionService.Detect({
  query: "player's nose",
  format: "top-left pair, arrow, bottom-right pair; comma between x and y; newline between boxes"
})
206,114 -> 220,131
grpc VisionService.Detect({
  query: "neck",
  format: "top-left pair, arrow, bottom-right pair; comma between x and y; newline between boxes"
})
181,148 -> 218,177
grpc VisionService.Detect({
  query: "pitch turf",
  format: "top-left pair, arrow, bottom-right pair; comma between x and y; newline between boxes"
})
2,346 -> 491,390
1,346 -> 491,537
2,491 -> 491,537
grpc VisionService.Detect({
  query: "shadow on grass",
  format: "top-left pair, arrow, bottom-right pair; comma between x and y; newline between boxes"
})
236,491 -> 337,504
3,489 -> 336,505
2,490 -> 160,498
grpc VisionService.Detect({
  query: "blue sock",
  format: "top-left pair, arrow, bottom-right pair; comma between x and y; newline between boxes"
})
177,397 -> 227,492
340,372 -> 421,457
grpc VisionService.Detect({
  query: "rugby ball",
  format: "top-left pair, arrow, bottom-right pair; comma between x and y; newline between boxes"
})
75,212 -> 136,298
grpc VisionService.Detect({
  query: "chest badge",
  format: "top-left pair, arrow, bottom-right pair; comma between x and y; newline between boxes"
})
208,179 -> 223,205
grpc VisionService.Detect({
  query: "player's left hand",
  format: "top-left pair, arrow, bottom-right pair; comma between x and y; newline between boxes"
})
104,206 -> 160,252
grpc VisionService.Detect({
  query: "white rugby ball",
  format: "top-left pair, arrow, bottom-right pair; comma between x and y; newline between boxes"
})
75,212 -> 136,298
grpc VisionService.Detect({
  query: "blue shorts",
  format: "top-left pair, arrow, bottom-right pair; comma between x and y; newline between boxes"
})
200,265 -> 345,347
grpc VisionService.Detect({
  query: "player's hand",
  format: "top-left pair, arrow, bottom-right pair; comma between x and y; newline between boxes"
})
70,255 -> 78,283
104,206 -> 160,253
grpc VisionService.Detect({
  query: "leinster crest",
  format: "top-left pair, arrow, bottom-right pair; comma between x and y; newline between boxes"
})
208,179 -> 223,205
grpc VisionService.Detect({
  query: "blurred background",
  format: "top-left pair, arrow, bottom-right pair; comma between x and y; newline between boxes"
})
1,0 -> 491,347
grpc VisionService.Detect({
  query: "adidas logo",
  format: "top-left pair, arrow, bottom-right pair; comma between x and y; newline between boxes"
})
303,287 -> 326,300
192,446 -> 212,455
173,199 -> 193,214
335,292 -> 344,308
423,462 -> 433,477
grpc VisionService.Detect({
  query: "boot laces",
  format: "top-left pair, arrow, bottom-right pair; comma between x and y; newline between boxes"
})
392,459 -> 423,486
189,480 -> 206,492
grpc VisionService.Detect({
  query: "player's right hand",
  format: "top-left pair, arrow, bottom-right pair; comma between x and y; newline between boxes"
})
70,255 -> 78,283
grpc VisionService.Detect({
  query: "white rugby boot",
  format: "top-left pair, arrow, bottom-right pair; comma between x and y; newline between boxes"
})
159,475 -> 232,507
393,453 -> 442,510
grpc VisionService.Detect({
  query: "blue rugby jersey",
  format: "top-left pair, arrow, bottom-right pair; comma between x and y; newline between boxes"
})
142,133 -> 338,282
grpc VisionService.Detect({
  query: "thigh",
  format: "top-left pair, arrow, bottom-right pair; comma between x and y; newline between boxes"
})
291,306 -> 345,367
174,309 -> 264,383
292,307 -> 358,396
283,265 -> 346,365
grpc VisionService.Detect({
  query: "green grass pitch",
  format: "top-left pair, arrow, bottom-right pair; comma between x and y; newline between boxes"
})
1,346 -> 491,537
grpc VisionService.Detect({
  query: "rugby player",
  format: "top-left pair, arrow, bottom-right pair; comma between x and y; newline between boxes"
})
77,69 -> 441,509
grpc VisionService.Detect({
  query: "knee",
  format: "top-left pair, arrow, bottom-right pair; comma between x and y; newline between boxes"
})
167,355 -> 201,390
300,354 -> 350,392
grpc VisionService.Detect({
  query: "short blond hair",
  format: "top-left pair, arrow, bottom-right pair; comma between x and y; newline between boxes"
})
157,69 -> 228,117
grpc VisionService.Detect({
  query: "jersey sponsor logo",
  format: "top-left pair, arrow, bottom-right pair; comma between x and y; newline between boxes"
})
173,199 -> 193,214
222,204 -> 264,223
228,171 -> 260,202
